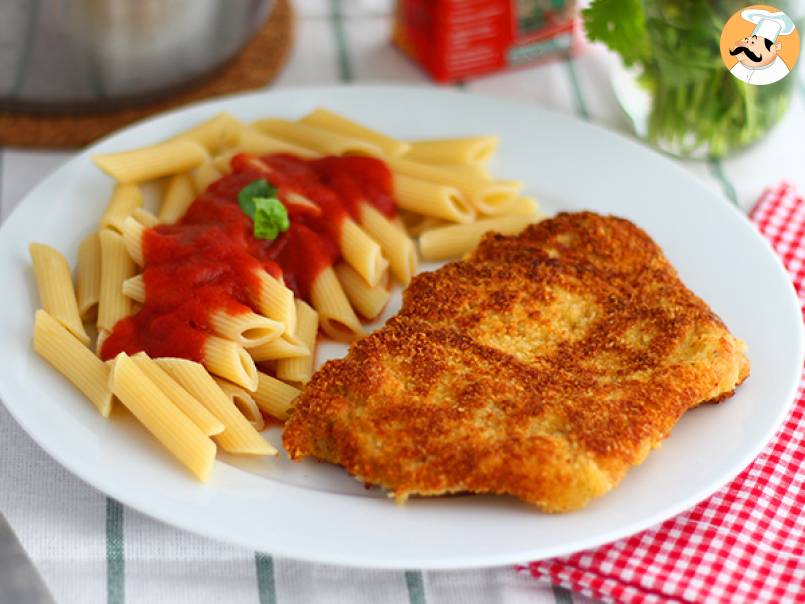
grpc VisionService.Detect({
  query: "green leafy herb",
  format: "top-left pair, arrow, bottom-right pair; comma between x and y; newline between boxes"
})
253,197 -> 290,241
582,0 -> 796,158
238,179 -> 289,241
238,179 -> 277,220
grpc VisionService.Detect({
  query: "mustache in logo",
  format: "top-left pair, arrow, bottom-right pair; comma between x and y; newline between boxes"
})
730,46 -> 763,62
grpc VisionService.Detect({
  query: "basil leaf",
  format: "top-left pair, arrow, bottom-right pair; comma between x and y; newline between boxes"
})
238,179 -> 277,220
253,197 -> 290,241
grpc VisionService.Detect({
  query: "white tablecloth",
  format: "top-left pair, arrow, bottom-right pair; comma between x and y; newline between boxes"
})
1,2 -> 803,603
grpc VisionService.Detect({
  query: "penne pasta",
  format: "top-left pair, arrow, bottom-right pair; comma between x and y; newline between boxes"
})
340,218 -> 389,287
418,214 -> 545,262
121,216 -> 145,266
93,139 -> 208,185
97,229 -> 136,332
335,262 -> 390,321
122,274 -> 145,303
401,214 -> 447,238
76,232 -> 101,321
384,156 -> 520,215
156,358 -> 275,455
110,353 -> 216,481
203,335 -> 258,392
209,308 -> 283,348
359,205 -> 417,285
310,266 -> 364,342
235,127 -> 319,158
393,174 -> 474,223
431,163 -> 490,180
33,310 -> 112,417
251,270 -> 296,335
171,112 -> 243,153
248,334 -> 309,362
29,243 -> 90,345
158,173 -> 196,224
190,160 -> 222,194
131,352 -> 224,436
504,195 -> 540,216
253,371 -> 301,421
252,118 -> 382,157
275,300 -> 318,384
132,207 -> 159,228
299,108 -> 410,156
404,136 -> 499,165
212,149 -> 238,174
99,184 -> 144,233
213,378 -> 265,432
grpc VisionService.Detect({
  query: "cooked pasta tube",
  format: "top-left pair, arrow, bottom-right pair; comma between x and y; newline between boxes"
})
340,218 -> 389,287
131,352 -> 224,436
121,216 -> 145,266
191,160 -> 222,194
202,335 -> 258,391
122,274 -> 145,303
29,243 -> 90,345
158,173 -> 196,224
385,156 -> 520,214
213,378 -> 265,432
252,118 -> 382,156
93,139 -> 208,184
248,334 -> 309,362
431,163 -> 490,180
209,309 -> 283,348
251,270 -> 296,335
359,204 -> 417,285
403,214 -> 447,238
299,108 -> 410,156
172,112 -> 243,152
404,136 -> 499,165
253,372 -> 301,421
99,184 -> 143,233
418,214 -> 544,262
132,208 -> 159,228
98,230 -> 136,332
275,300 -> 318,384
335,262 -> 390,320
393,175 -> 474,223
110,353 -> 216,481
76,232 -> 101,321
504,196 -> 540,216
33,310 -> 112,417
310,266 -> 364,342
212,150 -> 238,174
236,128 -> 319,158
155,358 -> 275,455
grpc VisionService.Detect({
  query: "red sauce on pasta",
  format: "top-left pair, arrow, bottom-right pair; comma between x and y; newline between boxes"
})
100,153 -> 395,363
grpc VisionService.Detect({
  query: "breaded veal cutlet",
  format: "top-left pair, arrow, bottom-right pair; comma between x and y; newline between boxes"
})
283,212 -> 750,512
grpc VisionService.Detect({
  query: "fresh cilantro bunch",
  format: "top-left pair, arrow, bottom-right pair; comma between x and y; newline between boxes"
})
238,179 -> 290,241
583,0 -> 796,158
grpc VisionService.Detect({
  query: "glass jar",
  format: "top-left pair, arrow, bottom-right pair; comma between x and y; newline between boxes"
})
609,0 -> 799,160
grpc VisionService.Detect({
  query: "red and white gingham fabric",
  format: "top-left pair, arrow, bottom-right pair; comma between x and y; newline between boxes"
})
522,182 -> 805,604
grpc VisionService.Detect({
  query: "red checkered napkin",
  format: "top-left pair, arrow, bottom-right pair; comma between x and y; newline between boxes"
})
522,182 -> 805,603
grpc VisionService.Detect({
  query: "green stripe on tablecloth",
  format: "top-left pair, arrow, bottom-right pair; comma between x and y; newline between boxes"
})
106,498 -> 125,604
405,570 -> 426,604
708,159 -> 739,206
563,56 -> 589,119
255,553 -> 277,604
330,0 -> 352,82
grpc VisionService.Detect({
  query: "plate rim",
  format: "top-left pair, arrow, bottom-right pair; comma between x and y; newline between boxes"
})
0,83 -> 801,569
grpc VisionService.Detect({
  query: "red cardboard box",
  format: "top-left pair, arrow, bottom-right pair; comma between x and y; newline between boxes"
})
393,0 -> 577,83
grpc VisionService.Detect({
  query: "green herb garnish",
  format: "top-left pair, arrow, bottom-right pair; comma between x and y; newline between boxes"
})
582,0 -> 796,158
238,179 -> 290,241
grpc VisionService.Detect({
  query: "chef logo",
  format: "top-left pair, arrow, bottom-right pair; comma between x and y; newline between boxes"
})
720,5 -> 799,86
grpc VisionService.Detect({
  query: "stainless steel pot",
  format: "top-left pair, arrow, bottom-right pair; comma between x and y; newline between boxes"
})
0,0 -> 274,113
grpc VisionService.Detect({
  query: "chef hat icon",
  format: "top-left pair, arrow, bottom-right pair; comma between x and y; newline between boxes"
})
741,8 -> 796,42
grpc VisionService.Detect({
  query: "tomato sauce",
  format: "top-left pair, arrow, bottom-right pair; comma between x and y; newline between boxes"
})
100,153 -> 395,363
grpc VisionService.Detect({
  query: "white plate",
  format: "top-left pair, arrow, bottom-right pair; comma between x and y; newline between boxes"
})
0,85 -> 801,569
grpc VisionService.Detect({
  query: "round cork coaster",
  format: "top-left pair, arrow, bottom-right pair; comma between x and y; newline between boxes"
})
0,0 -> 293,149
